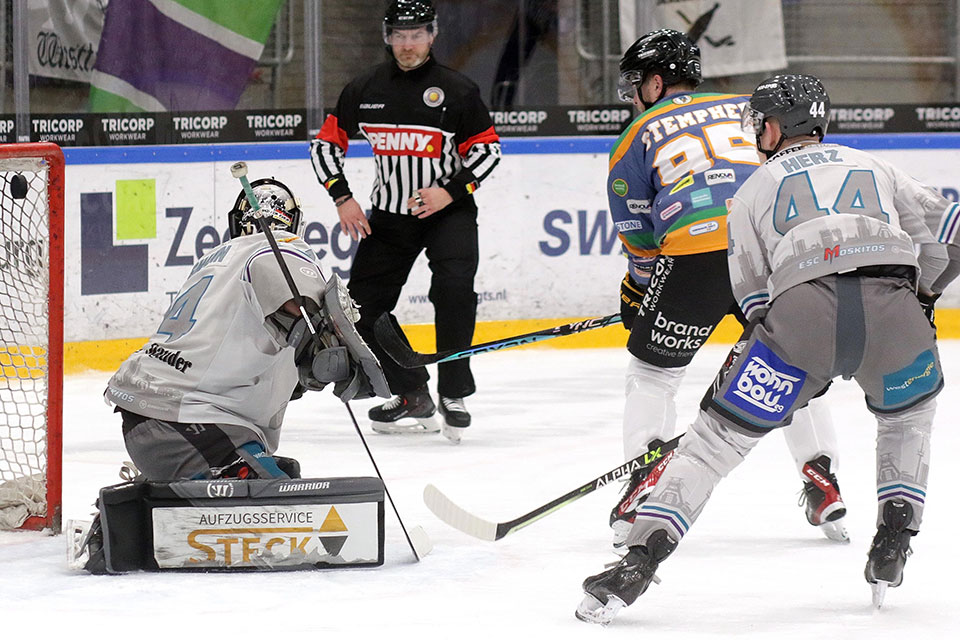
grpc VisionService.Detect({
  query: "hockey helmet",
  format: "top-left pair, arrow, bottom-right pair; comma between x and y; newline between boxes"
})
742,74 -> 831,140
618,28 -> 701,102
228,178 -> 303,238
383,0 -> 438,44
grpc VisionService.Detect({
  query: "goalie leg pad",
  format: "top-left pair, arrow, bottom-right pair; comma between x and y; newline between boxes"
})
84,477 -> 386,573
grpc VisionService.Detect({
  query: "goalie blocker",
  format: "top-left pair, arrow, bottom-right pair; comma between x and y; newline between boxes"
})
72,477 -> 385,573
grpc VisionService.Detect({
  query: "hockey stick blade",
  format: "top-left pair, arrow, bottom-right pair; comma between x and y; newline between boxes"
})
374,312 -> 622,368
423,434 -> 683,541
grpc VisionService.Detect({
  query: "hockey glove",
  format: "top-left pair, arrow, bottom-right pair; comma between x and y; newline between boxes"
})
620,273 -> 647,330
918,291 -> 940,328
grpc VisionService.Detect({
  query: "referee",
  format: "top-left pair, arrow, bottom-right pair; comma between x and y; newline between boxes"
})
310,0 -> 500,442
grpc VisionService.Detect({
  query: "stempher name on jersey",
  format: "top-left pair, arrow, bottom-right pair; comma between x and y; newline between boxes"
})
639,101 -> 746,149
146,342 -> 194,373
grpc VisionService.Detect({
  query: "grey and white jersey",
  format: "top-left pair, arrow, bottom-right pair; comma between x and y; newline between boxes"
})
105,232 -> 325,452
727,142 -> 952,320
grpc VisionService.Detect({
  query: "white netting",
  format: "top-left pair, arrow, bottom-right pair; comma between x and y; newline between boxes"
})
0,158 -> 52,529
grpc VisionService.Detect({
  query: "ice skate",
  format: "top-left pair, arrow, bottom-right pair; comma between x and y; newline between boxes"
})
369,386 -> 439,434
438,396 -> 470,443
67,513 -> 107,574
609,442 -> 673,550
576,529 -> 677,626
865,499 -> 915,608
800,455 -> 849,543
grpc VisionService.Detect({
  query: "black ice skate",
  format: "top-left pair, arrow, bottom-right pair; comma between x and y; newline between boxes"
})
369,386 -> 439,434
865,499 -> 915,608
438,396 -> 470,443
609,441 -> 673,550
576,529 -> 677,626
800,455 -> 849,543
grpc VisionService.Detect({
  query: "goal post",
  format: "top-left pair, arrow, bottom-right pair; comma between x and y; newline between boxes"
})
0,142 -> 64,531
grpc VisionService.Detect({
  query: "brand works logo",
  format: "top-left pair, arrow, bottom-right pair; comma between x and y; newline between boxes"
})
724,340 -> 805,421
80,179 -> 155,295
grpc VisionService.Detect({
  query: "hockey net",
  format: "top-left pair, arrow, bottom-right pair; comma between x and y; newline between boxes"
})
0,143 -> 64,531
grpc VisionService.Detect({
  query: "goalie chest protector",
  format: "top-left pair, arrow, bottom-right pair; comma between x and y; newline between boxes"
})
98,477 -> 385,572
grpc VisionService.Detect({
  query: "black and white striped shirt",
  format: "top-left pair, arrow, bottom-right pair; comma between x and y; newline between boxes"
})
310,56 -> 501,214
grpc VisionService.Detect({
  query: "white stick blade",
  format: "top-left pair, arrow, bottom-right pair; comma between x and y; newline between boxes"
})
423,484 -> 498,541
408,525 -> 433,560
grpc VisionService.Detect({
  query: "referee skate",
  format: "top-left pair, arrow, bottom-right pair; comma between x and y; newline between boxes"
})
369,386 -> 441,434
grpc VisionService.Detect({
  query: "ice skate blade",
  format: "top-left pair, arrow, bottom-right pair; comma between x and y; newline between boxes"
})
441,422 -> 466,444
819,519 -> 850,543
871,580 -> 889,608
371,416 -> 440,434
575,593 -> 626,626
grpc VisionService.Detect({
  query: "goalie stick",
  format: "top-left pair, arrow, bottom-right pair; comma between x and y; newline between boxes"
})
230,162 -> 432,561
423,434 -> 683,541
374,312 -> 622,368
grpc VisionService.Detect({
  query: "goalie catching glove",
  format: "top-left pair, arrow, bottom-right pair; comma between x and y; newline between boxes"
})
287,275 -> 390,402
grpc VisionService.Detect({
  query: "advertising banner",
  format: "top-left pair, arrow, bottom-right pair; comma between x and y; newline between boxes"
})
619,0 -> 788,78
27,0 -> 105,82
10,105 -> 960,146
61,138 -> 960,343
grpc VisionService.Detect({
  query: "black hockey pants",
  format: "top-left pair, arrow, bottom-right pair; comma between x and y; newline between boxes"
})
347,202 -> 479,398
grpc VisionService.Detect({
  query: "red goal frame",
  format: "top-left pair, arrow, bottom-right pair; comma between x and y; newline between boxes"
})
1,142 -> 64,531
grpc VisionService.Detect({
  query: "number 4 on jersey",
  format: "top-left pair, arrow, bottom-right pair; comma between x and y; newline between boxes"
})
157,276 -> 213,341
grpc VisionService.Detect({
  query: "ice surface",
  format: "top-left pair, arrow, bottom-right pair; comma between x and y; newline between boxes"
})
2,344 -> 958,637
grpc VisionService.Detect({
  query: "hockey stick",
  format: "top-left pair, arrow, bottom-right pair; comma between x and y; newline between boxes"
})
423,434 -> 683,541
374,312 -> 622,368
230,162 -> 432,561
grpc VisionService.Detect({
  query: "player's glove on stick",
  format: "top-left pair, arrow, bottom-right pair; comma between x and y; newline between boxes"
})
918,291 -> 940,328
620,273 -> 647,330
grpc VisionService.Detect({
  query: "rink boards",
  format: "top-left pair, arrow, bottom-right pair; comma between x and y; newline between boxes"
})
55,134 -> 960,371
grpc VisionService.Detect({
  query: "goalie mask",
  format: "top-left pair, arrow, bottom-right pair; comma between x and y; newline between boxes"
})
228,178 -> 303,238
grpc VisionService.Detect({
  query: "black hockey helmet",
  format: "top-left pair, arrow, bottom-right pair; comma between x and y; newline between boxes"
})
742,74 -> 831,140
228,178 -> 303,238
618,28 -> 701,102
383,0 -> 438,43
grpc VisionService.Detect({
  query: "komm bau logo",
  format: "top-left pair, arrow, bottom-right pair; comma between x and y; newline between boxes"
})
80,179 -> 154,294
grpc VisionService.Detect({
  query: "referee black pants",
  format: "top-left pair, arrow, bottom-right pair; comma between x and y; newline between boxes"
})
348,201 -> 479,398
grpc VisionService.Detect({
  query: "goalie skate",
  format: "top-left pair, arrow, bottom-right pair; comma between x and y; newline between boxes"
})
369,386 -> 439,434
66,519 -> 93,570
